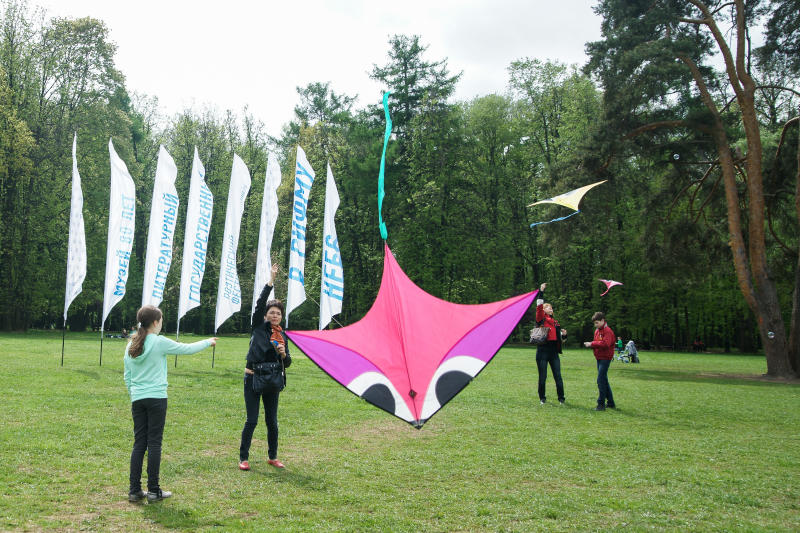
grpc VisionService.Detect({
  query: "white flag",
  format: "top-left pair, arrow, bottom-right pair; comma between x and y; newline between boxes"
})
319,163 -> 343,330
102,139 -> 136,330
64,133 -> 86,321
286,146 -> 316,326
214,154 -> 251,332
177,147 -> 213,328
251,153 -> 281,321
142,145 -> 179,307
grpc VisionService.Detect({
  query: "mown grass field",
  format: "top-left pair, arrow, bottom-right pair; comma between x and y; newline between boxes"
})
0,330 -> 798,532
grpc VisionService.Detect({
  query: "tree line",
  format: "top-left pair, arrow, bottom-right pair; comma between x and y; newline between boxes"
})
0,0 -> 797,376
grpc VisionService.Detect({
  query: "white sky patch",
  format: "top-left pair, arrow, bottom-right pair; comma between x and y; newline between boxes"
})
34,0 -> 602,137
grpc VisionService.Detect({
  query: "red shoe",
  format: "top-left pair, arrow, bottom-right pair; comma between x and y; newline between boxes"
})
267,459 -> 285,469
238,460 -> 250,471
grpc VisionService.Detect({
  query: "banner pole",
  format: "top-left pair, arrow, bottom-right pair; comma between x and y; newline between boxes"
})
175,318 -> 179,367
61,319 -> 66,367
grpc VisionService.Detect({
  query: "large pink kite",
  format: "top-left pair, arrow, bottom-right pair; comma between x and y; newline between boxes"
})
599,279 -> 623,296
287,93 -> 536,428
287,244 -> 536,428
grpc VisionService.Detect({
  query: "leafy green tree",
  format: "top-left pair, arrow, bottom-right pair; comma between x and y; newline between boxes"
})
368,35 -> 461,269
586,0 -> 798,376
0,69 -> 34,329
369,34 -> 461,143
758,0 -> 800,74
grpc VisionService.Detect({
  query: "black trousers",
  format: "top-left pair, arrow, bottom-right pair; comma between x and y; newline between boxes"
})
129,397 -> 167,493
239,373 -> 280,461
536,346 -> 565,402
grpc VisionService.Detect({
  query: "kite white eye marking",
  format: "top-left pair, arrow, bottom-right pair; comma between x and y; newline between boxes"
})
420,356 -> 485,419
348,371 -> 415,422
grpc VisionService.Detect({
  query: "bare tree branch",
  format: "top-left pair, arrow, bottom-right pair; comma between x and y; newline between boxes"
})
774,116 -> 800,164
689,162 -> 719,212
686,0 -> 746,98
622,120 -> 712,139
766,203 -> 796,256
721,86 -> 800,113
693,172 -> 723,225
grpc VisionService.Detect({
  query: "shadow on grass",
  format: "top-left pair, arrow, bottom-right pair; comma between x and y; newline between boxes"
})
251,465 -> 326,491
140,499 -> 250,530
618,367 -> 796,387
143,502 -> 205,530
69,368 -> 101,380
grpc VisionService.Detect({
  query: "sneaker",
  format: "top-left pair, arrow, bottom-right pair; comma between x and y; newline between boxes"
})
607,404 -> 616,409
540,399 -> 546,405
594,405 -> 606,411
559,400 -> 565,405
128,490 -> 146,503
267,459 -> 285,469
238,460 -> 250,471
147,489 -> 172,502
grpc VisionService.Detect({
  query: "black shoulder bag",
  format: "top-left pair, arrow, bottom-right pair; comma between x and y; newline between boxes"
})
252,360 -> 285,393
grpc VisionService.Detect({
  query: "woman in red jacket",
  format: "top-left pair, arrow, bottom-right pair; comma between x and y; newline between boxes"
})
534,283 -> 567,405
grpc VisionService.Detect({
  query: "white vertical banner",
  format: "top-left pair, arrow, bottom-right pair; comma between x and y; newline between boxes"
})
286,146 -> 315,326
251,153 -> 281,321
64,132 -> 87,321
214,153 -> 251,332
319,163 -> 343,330
142,145 -> 179,307
102,139 -> 136,330
177,147 -> 213,330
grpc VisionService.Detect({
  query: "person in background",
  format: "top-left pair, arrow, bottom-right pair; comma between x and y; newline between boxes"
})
239,263 -> 292,471
616,337 -> 624,354
692,337 -> 706,352
625,339 -> 639,363
124,305 -> 217,503
534,283 -> 567,405
584,311 -> 616,411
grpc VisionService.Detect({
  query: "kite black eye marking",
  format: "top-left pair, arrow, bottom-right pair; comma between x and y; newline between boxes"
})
435,370 -> 472,406
361,384 -> 395,414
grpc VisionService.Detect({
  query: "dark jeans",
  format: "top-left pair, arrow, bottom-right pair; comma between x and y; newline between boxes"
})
129,397 -> 167,493
240,373 -> 280,461
536,347 -> 564,402
596,359 -> 615,407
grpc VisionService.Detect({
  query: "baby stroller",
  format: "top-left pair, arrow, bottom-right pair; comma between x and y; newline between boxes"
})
618,340 -> 639,363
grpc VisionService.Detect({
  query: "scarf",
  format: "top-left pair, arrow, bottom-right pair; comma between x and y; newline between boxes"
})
270,324 -> 285,346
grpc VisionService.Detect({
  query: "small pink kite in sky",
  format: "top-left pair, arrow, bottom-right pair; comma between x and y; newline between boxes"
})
599,279 -> 623,296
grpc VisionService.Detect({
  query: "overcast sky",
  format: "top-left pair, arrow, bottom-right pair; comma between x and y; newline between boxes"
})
34,0 -> 602,138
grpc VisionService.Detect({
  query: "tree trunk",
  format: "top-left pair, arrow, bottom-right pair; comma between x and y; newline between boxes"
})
790,246 -> 800,374
789,114 -> 800,374
681,3 -> 796,376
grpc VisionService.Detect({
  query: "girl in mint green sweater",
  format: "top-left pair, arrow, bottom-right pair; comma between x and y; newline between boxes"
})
123,305 -> 216,503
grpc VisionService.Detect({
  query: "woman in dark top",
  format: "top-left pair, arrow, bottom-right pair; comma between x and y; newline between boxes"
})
238,263 -> 292,471
535,283 -> 567,405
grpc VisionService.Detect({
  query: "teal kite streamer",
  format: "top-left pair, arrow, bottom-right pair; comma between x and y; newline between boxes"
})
529,210 -> 581,228
378,91 -> 392,240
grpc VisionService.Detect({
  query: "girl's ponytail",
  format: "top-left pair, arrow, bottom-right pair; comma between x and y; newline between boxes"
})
128,306 -> 162,358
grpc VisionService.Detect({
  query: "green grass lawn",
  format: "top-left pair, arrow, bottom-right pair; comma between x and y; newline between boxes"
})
0,330 -> 798,532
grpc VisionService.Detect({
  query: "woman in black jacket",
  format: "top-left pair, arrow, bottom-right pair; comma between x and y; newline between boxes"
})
238,263 -> 292,470
535,283 -> 567,405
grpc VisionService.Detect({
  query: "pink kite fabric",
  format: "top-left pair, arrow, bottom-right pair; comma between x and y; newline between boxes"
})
287,244 -> 536,428
599,279 -> 623,296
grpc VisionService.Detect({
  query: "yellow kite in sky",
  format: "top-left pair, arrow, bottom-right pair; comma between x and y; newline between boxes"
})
528,180 -> 607,227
